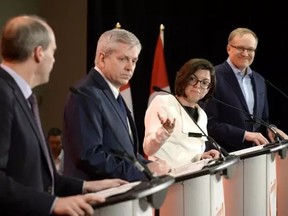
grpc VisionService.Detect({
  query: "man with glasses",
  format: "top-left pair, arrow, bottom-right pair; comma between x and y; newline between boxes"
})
143,58 -> 220,169
202,27 -> 277,152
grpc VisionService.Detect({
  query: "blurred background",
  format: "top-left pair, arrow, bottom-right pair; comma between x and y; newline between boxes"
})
1,0 -> 287,154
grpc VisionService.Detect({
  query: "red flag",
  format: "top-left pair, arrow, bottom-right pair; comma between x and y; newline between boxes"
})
148,24 -> 170,105
120,83 -> 134,118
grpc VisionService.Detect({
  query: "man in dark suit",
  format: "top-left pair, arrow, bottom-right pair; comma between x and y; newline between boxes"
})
63,28 -> 171,181
0,15 -> 127,216
202,28 -> 276,152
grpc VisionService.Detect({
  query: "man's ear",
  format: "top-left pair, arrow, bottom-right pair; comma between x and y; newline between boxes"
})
34,46 -> 43,63
98,52 -> 106,67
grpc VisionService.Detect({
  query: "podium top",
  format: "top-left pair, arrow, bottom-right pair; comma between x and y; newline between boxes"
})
93,175 -> 175,208
231,140 -> 288,160
171,155 -> 239,182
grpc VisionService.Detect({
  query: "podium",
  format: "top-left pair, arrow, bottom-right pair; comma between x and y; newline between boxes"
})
158,156 -> 239,216
224,141 -> 288,216
275,140 -> 288,216
92,175 -> 175,216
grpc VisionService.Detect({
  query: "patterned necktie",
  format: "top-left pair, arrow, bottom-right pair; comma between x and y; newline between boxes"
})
28,93 -> 54,194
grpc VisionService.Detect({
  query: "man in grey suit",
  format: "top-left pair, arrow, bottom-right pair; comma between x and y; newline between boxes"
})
0,15 -> 127,216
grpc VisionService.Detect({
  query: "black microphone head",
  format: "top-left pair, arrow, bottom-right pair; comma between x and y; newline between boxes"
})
188,132 -> 203,138
152,86 -> 173,95
153,86 -> 162,92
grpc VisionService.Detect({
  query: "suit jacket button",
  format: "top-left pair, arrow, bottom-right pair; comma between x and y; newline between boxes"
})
47,186 -> 52,194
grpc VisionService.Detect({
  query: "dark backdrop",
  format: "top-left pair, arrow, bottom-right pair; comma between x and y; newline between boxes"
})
87,0 -> 288,154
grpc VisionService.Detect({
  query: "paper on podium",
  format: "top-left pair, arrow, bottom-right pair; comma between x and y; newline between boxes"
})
231,145 -> 264,156
87,181 -> 141,199
170,159 -> 211,177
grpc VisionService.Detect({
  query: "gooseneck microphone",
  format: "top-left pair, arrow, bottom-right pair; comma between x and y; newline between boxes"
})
211,96 -> 284,141
152,86 -> 230,159
265,79 -> 288,100
69,86 -> 155,180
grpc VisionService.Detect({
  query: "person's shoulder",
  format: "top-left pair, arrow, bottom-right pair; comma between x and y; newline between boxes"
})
249,68 -> 265,85
154,94 -> 175,102
148,94 -> 174,108
214,61 -> 229,71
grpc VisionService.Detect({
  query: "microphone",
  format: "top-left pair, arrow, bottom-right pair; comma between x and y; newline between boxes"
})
265,79 -> 288,100
69,86 -> 155,180
153,86 -> 230,159
211,96 -> 284,142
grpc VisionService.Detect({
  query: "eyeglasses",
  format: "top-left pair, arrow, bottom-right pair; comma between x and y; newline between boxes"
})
229,44 -> 256,54
188,76 -> 211,89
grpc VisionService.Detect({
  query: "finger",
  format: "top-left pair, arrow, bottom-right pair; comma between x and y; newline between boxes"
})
85,194 -> 106,204
157,112 -> 163,122
70,203 -> 86,216
117,179 -> 129,185
78,201 -> 94,216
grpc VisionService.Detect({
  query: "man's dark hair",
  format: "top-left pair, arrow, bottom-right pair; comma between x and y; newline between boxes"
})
47,127 -> 62,137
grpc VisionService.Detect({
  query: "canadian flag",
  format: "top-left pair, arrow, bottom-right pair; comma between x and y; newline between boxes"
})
120,83 -> 134,118
148,24 -> 170,106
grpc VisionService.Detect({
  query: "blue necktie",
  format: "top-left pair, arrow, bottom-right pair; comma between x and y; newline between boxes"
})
117,94 -> 128,128
117,94 -> 136,144
117,94 -> 127,116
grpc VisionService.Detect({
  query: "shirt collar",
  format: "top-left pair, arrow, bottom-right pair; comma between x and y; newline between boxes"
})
94,66 -> 120,98
227,58 -> 252,77
0,64 -> 32,99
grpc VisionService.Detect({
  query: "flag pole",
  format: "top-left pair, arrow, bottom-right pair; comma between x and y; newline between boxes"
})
160,24 -> 164,47
115,22 -> 121,29
148,24 -> 170,105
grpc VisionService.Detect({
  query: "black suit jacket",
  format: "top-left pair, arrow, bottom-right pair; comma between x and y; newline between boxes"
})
202,61 -> 269,152
0,67 -> 83,216
63,68 -> 150,181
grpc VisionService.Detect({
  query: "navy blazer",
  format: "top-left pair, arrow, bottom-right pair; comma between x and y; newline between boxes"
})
63,68 -> 150,181
0,67 -> 83,216
202,61 -> 269,152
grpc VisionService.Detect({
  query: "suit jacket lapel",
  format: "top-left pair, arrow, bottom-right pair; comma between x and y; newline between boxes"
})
1,69 -> 54,179
223,64 -> 250,113
1,70 -> 44,145
251,73 -> 260,116
91,70 -> 137,146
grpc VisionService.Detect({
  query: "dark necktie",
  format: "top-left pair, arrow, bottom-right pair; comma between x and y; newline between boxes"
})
117,94 -> 137,150
117,94 -> 129,128
28,93 -> 54,194
117,94 -> 127,116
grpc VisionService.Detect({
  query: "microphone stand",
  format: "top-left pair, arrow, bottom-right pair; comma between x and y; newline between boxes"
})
210,96 -> 288,160
211,96 -> 284,142
266,79 -> 288,100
